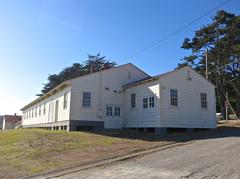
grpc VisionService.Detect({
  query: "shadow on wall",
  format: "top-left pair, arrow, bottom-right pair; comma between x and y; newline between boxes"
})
79,125 -> 240,143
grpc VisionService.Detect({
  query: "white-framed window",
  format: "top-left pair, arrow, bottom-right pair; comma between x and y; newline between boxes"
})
82,92 -> 91,107
149,97 -> 154,108
114,107 -> 120,117
35,107 -> 38,117
200,93 -> 207,109
63,92 -> 68,109
143,98 -> 148,108
43,103 -> 46,115
39,105 -> 41,116
170,89 -> 178,106
131,93 -> 136,108
106,106 -> 113,116
32,109 -> 34,118
128,71 -> 131,80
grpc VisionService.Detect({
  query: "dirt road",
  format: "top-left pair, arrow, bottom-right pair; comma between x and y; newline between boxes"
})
58,128 -> 240,179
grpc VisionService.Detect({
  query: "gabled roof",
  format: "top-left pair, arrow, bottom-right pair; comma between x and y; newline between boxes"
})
123,66 -> 216,89
21,63 -> 150,111
4,115 -> 22,123
70,63 -> 150,81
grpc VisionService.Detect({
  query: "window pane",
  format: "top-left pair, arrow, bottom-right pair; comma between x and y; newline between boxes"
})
82,92 -> 91,107
143,98 -> 148,108
170,89 -> 178,106
43,103 -> 46,115
106,106 -> 113,116
39,105 -> 41,116
149,97 -> 154,108
200,93 -> 207,108
131,93 -> 136,108
114,107 -> 120,117
63,92 -> 68,109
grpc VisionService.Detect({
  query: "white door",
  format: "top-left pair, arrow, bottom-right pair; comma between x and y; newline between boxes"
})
48,102 -> 54,123
55,100 -> 59,122
105,105 -> 122,129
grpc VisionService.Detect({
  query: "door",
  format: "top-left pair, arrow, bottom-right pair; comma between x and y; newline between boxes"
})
48,102 -> 54,123
55,100 -> 59,122
105,105 -> 122,129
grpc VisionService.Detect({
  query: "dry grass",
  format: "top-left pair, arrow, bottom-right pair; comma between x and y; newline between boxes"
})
0,129 -> 168,178
1,121 -> 238,179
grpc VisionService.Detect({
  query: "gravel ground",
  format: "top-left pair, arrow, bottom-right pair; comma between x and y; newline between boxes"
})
58,128 -> 240,179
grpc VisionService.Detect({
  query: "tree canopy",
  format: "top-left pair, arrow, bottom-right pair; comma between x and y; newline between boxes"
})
179,10 -> 240,116
37,54 -> 116,96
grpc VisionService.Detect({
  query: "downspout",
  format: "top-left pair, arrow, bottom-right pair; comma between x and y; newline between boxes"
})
97,67 -> 103,118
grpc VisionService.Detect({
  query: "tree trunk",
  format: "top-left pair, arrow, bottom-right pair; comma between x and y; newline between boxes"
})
229,82 -> 240,116
220,93 -> 226,119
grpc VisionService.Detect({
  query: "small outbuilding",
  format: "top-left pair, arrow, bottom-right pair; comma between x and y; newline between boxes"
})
2,115 -> 22,130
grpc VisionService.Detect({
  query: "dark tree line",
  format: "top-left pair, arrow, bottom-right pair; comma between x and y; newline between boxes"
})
179,10 -> 240,117
37,54 -> 116,96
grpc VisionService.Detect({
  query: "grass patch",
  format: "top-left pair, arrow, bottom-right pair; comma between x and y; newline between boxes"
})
0,129 -> 167,178
2,123 -> 234,178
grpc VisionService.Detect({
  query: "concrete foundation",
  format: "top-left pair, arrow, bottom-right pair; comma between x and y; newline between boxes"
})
23,120 -> 105,132
155,128 -> 167,135
23,120 -> 69,131
69,120 -> 104,131
186,128 -> 194,132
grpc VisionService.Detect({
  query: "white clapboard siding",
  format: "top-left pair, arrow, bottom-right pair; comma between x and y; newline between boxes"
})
159,67 -> 216,128
21,64 -> 216,130
69,63 -> 149,129
124,66 -> 216,129
22,87 -> 71,126
125,81 -> 161,128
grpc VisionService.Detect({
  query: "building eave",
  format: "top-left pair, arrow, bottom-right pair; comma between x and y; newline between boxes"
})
123,66 -> 216,89
21,81 -> 71,111
123,76 -> 159,89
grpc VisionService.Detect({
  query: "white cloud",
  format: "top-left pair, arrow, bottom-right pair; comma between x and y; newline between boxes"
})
0,93 -> 27,115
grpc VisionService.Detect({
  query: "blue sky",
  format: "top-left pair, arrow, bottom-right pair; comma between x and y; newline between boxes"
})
0,0 -> 239,114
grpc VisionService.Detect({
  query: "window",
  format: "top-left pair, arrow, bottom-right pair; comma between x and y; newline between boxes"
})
63,92 -> 68,109
39,105 -> 41,116
170,89 -> 178,106
143,98 -> 148,108
114,107 -> 120,117
131,93 -> 136,108
149,97 -> 154,108
106,106 -> 113,116
43,103 -> 46,115
82,92 -> 91,107
35,107 -> 38,117
128,71 -> 131,79
32,109 -> 34,118
200,93 -> 207,108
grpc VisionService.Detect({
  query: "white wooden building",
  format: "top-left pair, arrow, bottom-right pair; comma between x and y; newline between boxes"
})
21,63 -> 216,133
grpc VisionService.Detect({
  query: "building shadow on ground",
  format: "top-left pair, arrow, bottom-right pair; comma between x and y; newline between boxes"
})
82,125 -> 240,143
